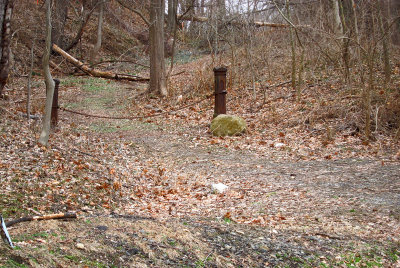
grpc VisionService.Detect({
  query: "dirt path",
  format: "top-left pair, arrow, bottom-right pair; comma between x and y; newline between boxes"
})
71,77 -> 400,266
1,77 -> 399,267
86,117 -> 400,266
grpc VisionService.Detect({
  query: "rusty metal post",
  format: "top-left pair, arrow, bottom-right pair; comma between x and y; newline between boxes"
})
213,67 -> 227,118
51,79 -> 60,129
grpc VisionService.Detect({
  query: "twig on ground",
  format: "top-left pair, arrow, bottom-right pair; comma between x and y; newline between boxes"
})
5,212 -> 77,228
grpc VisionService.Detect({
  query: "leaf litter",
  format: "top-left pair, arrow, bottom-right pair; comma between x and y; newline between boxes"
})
0,57 -> 400,267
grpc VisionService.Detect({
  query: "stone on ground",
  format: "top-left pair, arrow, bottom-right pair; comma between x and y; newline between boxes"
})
211,114 -> 246,137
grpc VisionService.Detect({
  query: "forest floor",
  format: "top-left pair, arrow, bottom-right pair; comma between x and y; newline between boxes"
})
1,55 -> 400,267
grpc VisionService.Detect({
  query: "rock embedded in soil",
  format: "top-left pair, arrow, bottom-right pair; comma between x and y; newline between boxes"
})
210,114 -> 247,137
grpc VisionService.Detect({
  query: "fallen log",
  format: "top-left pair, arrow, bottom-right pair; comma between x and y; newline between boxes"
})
52,44 -> 150,82
5,212 -> 77,228
177,14 -> 308,28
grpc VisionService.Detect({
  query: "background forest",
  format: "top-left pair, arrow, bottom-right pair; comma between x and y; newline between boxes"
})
1,0 -> 400,144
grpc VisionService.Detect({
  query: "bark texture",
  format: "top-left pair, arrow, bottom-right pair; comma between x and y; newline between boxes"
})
0,0 -> 13,96
51,0 -> 68,48
167,0 -> 177,33
331,0 -> 343,35
149,0 -> 167,96
90,1 -> 104,64
39,0 -> 55,146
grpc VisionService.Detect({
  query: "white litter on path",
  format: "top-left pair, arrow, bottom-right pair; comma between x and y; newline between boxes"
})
211,183 -> 229,193
274,142 -> 285,148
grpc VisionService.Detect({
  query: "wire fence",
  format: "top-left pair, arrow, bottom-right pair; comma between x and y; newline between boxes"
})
57,93 -> 214,120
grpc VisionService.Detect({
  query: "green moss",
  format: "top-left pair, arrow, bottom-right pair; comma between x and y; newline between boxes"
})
210,114 -> 246,137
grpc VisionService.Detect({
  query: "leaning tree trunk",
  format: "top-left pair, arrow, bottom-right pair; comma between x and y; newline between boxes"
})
0,0 -> 13,97
149,0 -> 167,96
39,0 -> 55,146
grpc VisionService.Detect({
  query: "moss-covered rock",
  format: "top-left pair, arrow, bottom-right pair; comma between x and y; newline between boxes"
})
210,114 -> 246,137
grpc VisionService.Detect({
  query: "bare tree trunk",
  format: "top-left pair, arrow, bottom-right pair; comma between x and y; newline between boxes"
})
26,37 -> 35,120
39,0 -> 55,146
364,54 -> 373,140
339,0 -> 350,83
286,0 -> 296,91
200,0 -> 205,15
245,0 -> 256,99
167,0 -> 178,34
391,0 -> 400,45
331,0 -> 343,35
0,0 -> 13,97
90,1 -> 104,64
379,0 -> 391,86
350,0 -> 363,84
217,0 -> 226,19
149,0 -> 167,96
51,0 -> 68,49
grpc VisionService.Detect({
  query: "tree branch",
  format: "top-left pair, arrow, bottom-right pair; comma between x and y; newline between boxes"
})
116,0 -> 150,26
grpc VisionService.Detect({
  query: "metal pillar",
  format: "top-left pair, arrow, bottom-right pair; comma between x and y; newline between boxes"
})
213,67 -> 227,118
51,79 -> 60,129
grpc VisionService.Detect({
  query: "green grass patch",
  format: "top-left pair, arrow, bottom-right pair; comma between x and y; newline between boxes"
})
64,255 -> 109,268
88,121 -> 135,133
61,76 -> 131,113
62,77 -> 114,92
12,232 -> 50,243
335,252 -> 383,267
0,193 -> 29,218
167,50 -> 199,65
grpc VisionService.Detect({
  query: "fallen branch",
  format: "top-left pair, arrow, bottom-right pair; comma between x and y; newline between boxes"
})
170,70 -> 185,77
52,44 -> 149,82
50,60 -> 68,73
5,212 -> 77,228
18,112 -> 42,120
177,14 -> 309,28
91,59 -> 150,69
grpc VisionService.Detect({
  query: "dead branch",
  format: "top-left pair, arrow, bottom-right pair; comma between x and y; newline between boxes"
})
52,44 -> 149,82
5,212 -> 77,228
64,1 -> 104,52
49,60 -> 67,73
170,70 -> 185,77
116,0 -> 150,26
91,59 -> 150,68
